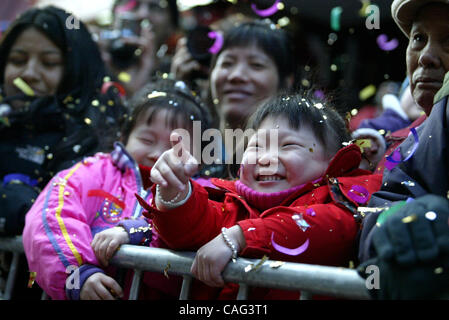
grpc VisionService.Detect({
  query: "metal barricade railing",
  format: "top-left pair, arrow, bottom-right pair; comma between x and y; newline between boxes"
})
0,236 -> 24,300
109,244 -> 371,300
0,236 -> 371,300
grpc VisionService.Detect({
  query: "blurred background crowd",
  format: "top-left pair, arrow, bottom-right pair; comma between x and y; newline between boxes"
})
0,0 -> 409,118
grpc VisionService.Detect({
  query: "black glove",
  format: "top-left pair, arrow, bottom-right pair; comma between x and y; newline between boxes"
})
357,194 -> 449,299
373,194 -> 449,265
358,255 -> 449,299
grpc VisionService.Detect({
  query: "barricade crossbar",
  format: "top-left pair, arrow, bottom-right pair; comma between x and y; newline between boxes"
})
0,236 -> 371,300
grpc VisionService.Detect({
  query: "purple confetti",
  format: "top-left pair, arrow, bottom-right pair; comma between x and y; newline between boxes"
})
251,0 -> 281,17
385,128 -> 419,170
377,34 -> 399,51
208,31 -> 224,54
385,148 -> 401,170
271,232 -> 309,256
406,197 -> 415,203
348,185 -> 370,204
314,90 -> 325,100
306,208 -> 316,216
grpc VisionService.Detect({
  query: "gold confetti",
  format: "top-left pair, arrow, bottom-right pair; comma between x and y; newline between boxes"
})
244,255 -> 269,273
13,77 -> 34,96
359,0 -> 371,17
163,263 -> 171,279
402,214 -> 417,224
147,91 -> 167,100
0,117 -> 10,126
28,271 -> 37,288
277,16 -> 290,27
355,139 -> 372,152
359,84 -> 376,101
118,72 -> 131,83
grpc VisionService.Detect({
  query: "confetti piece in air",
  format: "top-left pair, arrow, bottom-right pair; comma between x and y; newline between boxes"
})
28,272 -> 37,288
348,185 -> 370,204
384,148 -> 401,170
269,261 -> 284,268
13,77 -> 34,96
330,6 -> 343,32
314,90 -> 325,99
305,207 -> 316,216
377,34 -> 399,51
359,0 -> 371,17
147,91 -> 167,99
118,72 -> 131,83
207,31 -> 224,54
164,262 -> 171,279
401,180 -> 415,187
425,211 -> 437,221
402,214 -> 417,224
385,128 -> 419,170
292,213 -> 310,232
251,0 -> 281,17
359,84 -> 376,101
115,0 -> 137,13
244,255 -> 268,272
101,81 -> 126,97
271,232 -> 309,256
354,139 -> 372,152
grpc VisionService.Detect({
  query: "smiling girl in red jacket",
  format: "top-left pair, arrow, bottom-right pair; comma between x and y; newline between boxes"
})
96,92 -> 382,299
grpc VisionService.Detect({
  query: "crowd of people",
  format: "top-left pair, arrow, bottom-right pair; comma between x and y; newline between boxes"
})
0,0 -> 449,300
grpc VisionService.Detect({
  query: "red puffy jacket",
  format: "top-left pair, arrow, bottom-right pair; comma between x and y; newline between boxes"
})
140,145 -> 382,299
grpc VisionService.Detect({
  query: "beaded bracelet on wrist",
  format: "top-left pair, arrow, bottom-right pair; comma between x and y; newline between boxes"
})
221,227 -> 238,263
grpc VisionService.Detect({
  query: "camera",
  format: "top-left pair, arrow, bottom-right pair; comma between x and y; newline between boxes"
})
103,12 -> 142,69
186,25 -> 216,68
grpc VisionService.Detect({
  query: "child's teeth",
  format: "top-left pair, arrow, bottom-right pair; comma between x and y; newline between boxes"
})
260,176 -> 281,181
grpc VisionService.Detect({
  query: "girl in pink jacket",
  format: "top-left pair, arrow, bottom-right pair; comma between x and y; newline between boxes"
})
22,78 -> 213,300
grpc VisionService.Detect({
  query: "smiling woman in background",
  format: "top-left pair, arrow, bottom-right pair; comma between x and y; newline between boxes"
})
208,20 -> 296,132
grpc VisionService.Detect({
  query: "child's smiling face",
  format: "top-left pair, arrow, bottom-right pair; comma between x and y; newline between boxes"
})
240,115 -> 330,193
125,108 -> 175,168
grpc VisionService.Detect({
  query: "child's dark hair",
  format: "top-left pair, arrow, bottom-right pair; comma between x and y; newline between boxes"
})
247,91 -> 351,159
121,78 -> 212,144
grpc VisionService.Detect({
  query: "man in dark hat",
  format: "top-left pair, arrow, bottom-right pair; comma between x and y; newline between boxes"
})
358,0 -> 449,299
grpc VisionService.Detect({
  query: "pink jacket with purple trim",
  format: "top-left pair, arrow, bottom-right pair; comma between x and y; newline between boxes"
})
22,142 -> 155,299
